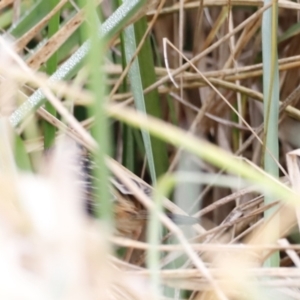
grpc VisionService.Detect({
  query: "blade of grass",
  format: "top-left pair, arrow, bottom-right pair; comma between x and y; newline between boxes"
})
133,17 -> 169,178
123,22 -> 156,182
8,0 -> 52,38
112,0 -> 136,173
14,134 -> 32,171
108,106 -> 298,205
262,0 -> 280,267
9,0 -> 148,128
122,125 -> 136,172
120,3 -> 167,296
84,0 -> 112,225
278,21 -> 300,43
122,3 -> 169,182
44,0 -> 60,149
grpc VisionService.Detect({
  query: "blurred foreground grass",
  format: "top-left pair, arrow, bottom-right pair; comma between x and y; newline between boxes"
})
1,0 -> 300,299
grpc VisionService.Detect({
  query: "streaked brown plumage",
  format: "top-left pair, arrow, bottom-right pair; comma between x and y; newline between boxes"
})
79,151 -> 198,238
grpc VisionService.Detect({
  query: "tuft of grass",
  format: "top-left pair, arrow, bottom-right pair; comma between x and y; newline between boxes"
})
1,0 -> 300,299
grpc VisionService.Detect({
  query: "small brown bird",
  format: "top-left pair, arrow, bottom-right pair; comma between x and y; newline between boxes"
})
79,152 -> 198,238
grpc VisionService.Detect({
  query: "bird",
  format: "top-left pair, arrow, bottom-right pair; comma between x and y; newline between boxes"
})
78,149 -> 198,238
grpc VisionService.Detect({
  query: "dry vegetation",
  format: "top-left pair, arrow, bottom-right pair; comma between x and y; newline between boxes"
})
1,0 -> 300,299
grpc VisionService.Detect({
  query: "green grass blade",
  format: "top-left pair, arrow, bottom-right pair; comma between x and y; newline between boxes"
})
9,0 -> 147,128
85,1 -> 112,225
108,107 -> 297,205
123,23 -> 157,182
14,135 -> 32,172
278,21 -> 300,43
122,14 -> 169,182
43,0 -> 60,149
113,0 -> 136,172
8,0 -> 52,38
133,17 -> 169,177
262,0 -> 280,267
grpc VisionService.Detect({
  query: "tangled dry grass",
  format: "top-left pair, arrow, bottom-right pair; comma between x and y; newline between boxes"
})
1,0 -> 300,299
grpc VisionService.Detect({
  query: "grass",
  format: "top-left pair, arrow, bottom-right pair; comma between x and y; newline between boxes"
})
1,0 -> 300,299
